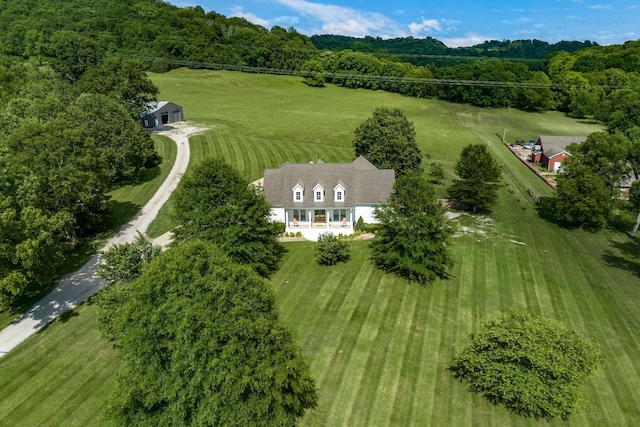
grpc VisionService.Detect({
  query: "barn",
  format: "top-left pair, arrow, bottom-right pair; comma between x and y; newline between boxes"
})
532,135 -> 586,171
140,101 -> 184,128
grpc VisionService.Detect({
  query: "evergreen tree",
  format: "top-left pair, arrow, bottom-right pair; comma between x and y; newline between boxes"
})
449,144 -> 502,212
371,173 -> 453,284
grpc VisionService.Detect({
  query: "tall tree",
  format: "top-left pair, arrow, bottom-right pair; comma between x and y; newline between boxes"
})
554,160 -> 611,229
66,93 -> 159,184
77,57 -> 159,117
352,107 -> 424,177
171,157 -> 285,278
449,144 -> 502,212
371,173 -> 453,284
98,240 -> 317,426
567,132 -> 632,197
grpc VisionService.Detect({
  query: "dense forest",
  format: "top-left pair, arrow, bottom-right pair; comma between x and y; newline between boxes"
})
1,0 -> 640,307
311,35 -> 596,66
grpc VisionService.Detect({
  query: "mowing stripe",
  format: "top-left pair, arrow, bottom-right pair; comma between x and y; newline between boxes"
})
363,284 -> 416,426
318,261 -> 377,405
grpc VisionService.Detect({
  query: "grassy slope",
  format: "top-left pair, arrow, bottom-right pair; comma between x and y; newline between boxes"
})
2,69 -> 639,426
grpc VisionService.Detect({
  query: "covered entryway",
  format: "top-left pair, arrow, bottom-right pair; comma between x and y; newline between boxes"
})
314,209 -> 326,224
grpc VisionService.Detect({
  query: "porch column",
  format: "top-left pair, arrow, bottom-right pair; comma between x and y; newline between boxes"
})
309,210 -> 312,228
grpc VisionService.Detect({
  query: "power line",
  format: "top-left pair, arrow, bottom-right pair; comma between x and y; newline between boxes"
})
117,53 -> 640,91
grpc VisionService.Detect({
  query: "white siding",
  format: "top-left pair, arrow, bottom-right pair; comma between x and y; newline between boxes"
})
270,208 -> 285,222
355,205 -> 379,224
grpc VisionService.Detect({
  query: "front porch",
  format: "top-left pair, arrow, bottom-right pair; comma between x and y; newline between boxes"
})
285,208 -> 354,240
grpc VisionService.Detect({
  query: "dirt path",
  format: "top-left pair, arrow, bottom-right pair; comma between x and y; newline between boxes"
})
0,122 -> 205,357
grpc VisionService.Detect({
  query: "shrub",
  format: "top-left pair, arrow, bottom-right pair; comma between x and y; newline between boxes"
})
450,308 -> 604,420
315,232 -> 351,266
295,231 -> 302,237
275,221 -> 286,235
363,223 -> 380,234
355,216 -> 365,231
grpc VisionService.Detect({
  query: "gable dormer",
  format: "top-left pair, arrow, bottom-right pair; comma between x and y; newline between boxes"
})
292,182 -> 304,203
313,183 -> 324,202
334,182 -> 345,202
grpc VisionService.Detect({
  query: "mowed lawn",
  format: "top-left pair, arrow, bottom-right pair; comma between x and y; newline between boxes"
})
2,69 -> 640,426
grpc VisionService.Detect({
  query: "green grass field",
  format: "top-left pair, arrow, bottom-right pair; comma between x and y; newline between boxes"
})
2,69 -> 639,426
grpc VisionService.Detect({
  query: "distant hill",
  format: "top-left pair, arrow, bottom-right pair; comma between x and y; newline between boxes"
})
311,35 -> 598,66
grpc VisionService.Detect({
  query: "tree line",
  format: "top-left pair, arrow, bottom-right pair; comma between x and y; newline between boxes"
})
1,0 -> 639,118
0,35 -> 159,310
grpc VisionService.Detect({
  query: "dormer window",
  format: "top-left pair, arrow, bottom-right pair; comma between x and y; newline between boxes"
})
313,184 -> 324,202
292,184 -> 304,203
334,183 -> 345,203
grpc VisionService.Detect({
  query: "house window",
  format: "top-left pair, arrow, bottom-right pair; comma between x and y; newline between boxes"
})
292,184 -> 304,203
313,184 -> 324,202
334,184 -> 345,203
293,209 -> 306,222
332,209 -> 348,222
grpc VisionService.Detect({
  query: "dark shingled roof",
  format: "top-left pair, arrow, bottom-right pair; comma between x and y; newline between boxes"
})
539,135 -> 586,158
263,156 -> 395,208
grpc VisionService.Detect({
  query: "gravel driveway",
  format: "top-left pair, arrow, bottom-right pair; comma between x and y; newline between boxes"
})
0,122 -> 205,357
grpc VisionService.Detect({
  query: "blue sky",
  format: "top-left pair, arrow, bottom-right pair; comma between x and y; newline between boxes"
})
171,0 -> 639,47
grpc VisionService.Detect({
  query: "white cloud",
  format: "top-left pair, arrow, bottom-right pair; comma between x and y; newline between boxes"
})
439,33 -> 495,48
500,17 -> 534,25
408,19 -> 441,35
587,4 -> 613,11
230,5 -> 270,27
272,15 -> 300,26
274,0 -> 404,37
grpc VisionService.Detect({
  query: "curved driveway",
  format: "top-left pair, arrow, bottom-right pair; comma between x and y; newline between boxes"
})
0,123 -> 204,357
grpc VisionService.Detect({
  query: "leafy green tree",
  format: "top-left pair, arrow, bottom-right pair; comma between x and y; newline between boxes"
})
97,233 -> 162,284
449,144 -> 502,212
171,157 -> 286,277
77,57 -> 159,117
567,132 -> 632,197
554,161 -> 611,229
0,196 -> 73,310
300,58 -> 326,87
371,173 -> 453,284
315,232 -> 351,266
7,118 -> 109,237
43,31 -> 105,82
98,240 -> 317,426
450,308 -> 604,420
352,107 -> 424,177
429,162 -> 445,184
67,93 -> 159,184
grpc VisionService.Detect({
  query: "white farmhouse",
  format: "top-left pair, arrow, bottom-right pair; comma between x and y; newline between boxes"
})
263,156 -> 395,240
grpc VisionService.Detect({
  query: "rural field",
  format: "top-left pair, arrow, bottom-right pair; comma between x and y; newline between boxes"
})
1,69 -> 639,426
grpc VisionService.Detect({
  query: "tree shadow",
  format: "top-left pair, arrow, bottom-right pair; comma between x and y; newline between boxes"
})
135,154 -> 164,184
103,199 -> 143,232
58,308 -> 80,323
602,239 -> 640,278
535,196 -> 559,224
